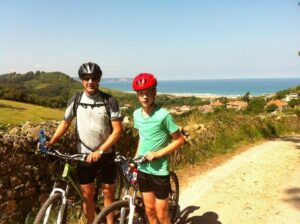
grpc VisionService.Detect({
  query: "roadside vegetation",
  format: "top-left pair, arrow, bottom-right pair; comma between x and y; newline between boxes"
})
171,109 -> 299,169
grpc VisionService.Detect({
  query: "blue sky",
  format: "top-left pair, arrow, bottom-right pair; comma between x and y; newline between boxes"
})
1,0 -> 300,80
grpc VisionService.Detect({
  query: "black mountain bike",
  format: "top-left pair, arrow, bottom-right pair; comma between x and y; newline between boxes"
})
93,154 -> 180,224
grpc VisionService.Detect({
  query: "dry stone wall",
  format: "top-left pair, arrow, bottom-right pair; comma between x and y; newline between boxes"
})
0,121 -> 138,224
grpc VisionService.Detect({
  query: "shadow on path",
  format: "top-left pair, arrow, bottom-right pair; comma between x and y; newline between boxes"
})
176,206 -> 222,224
283,187 -> 300,210
280,135 -> 300,144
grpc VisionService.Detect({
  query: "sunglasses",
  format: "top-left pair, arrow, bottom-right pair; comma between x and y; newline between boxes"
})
82,76 -> 98,81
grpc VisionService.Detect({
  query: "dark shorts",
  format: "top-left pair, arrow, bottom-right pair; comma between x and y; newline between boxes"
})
77,152 -> 116,185
137,170 -> 170,200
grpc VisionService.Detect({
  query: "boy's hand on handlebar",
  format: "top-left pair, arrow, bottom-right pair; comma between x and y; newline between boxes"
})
86,151 -> 101,163
144,151 -> 159,161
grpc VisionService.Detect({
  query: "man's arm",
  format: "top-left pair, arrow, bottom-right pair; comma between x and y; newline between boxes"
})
47,120 -> 72,146
144,130 -> 185,161
86,120 -> 122,163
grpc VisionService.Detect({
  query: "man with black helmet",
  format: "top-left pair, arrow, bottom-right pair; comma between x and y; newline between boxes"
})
47,62 -> 122,224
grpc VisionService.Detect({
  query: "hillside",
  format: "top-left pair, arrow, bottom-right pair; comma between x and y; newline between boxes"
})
0,71 -> 82,108
0,99 -> 64,125
0,71 -> 207,111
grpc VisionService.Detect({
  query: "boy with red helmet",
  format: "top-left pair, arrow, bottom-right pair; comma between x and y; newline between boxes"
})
132,73 -> 185,224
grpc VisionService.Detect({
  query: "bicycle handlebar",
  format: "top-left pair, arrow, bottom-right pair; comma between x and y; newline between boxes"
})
114,153 -> 148,165
37,146 -> 88,162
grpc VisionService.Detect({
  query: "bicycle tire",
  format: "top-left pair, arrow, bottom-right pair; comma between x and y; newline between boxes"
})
169,171 -> 180,222
33,193 -> 67,224
115,170 -> 124,200
93,200 -> 147,224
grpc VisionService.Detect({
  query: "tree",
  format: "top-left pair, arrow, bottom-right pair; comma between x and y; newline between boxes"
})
242,91 -> 251,102
246,98 -> 266,114
288,98 -> 300,108
265,104 -> 278,113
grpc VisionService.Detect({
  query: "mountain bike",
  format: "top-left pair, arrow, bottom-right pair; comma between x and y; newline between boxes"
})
33,148 -> 124,224
93,154 -> 180,224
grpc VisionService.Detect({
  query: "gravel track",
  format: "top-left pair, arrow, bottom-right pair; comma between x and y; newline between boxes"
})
176,135 -> 300,224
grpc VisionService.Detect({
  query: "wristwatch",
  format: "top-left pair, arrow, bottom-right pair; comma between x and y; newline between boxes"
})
98,150 -> 104,155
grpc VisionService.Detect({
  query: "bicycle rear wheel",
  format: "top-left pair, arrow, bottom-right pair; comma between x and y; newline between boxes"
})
169,171 -> 180,222
93,200 -> 147,224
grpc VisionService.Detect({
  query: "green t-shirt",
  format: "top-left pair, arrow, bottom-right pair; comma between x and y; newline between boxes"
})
133,106 -> 179,175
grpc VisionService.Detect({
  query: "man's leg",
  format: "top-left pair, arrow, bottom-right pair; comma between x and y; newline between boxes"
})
155,197 -> 171,224
102,183 -> 115,224
142,191 -> 158,224
81,183 -> 96,224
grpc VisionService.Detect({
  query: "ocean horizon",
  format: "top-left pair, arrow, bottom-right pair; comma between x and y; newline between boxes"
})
101,78 -> 300,96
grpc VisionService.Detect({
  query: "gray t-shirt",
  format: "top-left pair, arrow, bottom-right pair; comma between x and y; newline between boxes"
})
64,91 -> 122,153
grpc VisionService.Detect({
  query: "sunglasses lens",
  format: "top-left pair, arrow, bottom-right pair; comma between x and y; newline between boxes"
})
83,77 -> 97,81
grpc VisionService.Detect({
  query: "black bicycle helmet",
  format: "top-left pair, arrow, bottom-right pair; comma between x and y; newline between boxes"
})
78,62 -> 102,79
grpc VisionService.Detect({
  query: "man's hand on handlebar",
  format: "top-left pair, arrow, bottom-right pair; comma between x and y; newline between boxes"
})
86,151 -> 101,163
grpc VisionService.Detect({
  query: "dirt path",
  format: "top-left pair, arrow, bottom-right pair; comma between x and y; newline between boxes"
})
176,135 -> 300,224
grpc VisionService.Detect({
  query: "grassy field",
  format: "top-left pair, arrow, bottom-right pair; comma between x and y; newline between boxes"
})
0,99 -> 64,124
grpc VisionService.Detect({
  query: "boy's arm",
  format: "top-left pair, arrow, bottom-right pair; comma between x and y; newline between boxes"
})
134,139 -> 140,158
144,130 -> 185,161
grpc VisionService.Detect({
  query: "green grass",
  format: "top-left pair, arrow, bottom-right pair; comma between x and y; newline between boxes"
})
0,99 -> 64,124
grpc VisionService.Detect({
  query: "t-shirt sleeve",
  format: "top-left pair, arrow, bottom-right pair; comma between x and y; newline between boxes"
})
163,113 -> 179,134
108,96 -> 123,121
64,95 -> 76,121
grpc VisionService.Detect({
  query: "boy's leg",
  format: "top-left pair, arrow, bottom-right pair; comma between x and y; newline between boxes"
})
142,191 -> 158,224
155,197 -> 171,224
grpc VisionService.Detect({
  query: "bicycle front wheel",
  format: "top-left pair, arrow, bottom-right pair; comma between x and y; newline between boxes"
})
34,193 -> 67,224
34,192 -> 82,224
169,171 -> 180,222
93,200 -> 147,224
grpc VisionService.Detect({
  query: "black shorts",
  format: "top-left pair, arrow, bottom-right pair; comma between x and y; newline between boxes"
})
77,152 -> 116,185
137,170 -> 170,200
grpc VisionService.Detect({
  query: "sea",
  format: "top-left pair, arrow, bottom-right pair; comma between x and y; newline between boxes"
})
101,78 -> 300,96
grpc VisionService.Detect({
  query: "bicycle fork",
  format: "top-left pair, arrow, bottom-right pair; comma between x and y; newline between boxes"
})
120,191 -> 137,224
43,183 -> 70,224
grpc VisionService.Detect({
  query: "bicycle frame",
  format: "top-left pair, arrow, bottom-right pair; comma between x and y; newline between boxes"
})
120,191 -> 138,224
115,156 -> 144,224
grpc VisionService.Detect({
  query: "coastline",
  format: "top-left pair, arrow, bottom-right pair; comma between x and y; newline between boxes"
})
101,77 -> 296,98
115,89 -> 242,99
114,89 -> 272,99
158,92 -> 241,99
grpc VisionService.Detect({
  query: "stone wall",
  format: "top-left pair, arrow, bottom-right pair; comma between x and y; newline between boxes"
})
0,121 -> 138,223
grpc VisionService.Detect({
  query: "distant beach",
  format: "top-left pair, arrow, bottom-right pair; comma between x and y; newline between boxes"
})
101,78 -> 300,97
157,92 -> 240,99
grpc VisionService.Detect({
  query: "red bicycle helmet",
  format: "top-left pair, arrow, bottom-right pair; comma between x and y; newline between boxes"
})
132,73 -> 157,91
